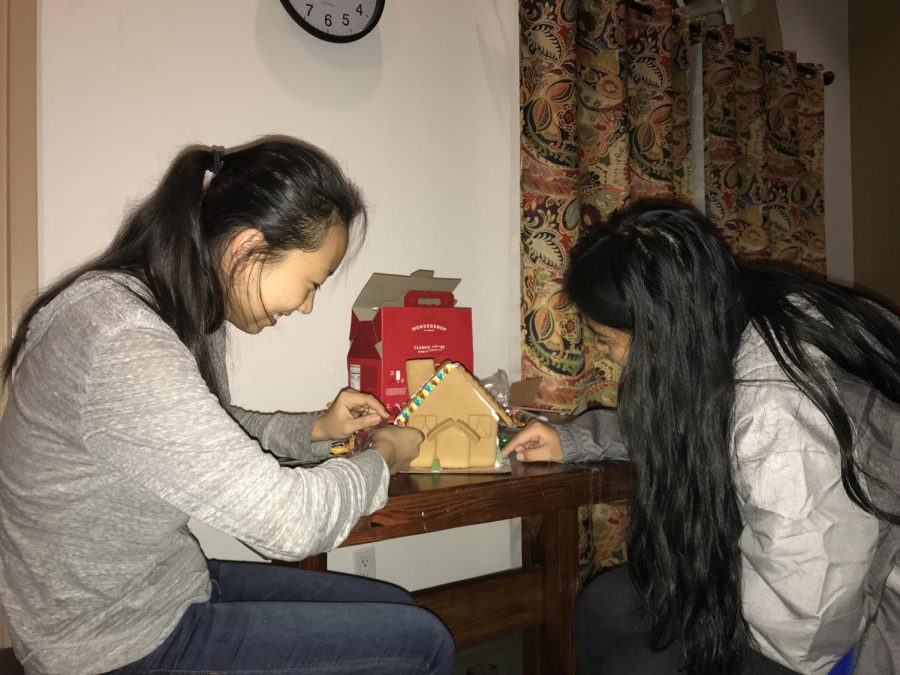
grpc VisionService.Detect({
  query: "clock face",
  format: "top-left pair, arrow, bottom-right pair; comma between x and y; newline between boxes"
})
280,0 -> 385,43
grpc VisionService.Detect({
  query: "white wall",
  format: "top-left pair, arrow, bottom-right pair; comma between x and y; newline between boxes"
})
38,0 -> 520,587
776,0 -> 853,285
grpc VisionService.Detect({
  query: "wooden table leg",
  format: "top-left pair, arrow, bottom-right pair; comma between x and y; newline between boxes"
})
297,553 -> 327,571
522,507 -> 580,675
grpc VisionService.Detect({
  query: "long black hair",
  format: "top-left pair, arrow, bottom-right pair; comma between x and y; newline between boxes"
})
2,135 -> 366,399
565,199 -> 900,674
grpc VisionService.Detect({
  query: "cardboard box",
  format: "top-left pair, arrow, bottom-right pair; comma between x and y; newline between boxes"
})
508,377 -> 576,423
348,270 -> 473,412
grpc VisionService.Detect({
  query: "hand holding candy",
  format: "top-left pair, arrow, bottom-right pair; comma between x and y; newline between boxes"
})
312,388 -> 389,441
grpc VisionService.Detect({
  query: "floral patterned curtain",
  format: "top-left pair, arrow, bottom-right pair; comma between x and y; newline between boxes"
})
520,0 -> 692,412
703,26 -> 827,273
520,0 -> 827,414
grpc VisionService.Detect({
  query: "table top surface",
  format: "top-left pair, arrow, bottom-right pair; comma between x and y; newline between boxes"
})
342,460 -> 633,546
388,460 -> 629,496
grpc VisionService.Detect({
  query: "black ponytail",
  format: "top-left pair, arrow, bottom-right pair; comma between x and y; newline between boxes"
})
3,136 -> 366,398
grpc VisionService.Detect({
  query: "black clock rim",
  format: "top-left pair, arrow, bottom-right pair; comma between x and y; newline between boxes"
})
280,0 -> 385,44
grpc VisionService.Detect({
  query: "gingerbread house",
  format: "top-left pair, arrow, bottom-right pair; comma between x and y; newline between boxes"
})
395,359 -> 514,469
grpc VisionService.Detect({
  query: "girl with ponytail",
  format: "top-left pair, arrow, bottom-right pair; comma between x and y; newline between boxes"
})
504,199 -> 900,675
0,136 -> 453,674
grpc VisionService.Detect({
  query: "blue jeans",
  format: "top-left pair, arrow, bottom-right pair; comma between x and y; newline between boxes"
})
107,560 -> 455,674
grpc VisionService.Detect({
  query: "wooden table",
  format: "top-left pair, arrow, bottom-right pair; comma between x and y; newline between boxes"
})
301,461 -> 633,674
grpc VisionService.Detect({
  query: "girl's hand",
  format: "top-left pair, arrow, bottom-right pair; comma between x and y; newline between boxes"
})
311,388 -> 389,441
501,421 -> 563,462
370,426 -> 424,474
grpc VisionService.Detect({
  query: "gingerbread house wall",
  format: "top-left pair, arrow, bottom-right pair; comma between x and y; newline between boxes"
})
406,370 -> 500,468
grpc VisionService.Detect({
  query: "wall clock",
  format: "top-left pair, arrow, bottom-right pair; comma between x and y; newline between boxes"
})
280,0 -> 385,43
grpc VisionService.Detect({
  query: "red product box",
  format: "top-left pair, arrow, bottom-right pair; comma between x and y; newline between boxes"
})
348,270 -> 474,413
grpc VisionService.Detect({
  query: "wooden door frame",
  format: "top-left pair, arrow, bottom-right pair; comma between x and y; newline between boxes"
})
1,0 -> 37,650
1,0 -> 37,394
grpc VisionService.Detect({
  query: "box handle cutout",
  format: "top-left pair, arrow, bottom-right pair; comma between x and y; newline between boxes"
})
403,290 -> 456,308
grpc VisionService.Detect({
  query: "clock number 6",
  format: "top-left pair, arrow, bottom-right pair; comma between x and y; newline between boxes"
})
324,13 -> 332,27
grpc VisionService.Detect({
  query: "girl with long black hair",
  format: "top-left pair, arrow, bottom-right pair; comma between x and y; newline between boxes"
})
0,136 -> 453,674
504,199 -> 900,674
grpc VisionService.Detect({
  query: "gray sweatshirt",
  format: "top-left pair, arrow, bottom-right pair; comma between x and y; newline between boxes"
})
0,272 -> 390,675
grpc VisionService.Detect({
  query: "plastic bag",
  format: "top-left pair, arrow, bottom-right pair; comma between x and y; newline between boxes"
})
479,369 -> 510,410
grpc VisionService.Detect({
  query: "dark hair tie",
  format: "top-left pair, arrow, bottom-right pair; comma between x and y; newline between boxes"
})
209,146 -> 226,175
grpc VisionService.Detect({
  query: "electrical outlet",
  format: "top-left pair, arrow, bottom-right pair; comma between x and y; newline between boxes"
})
354,547 -> 376,578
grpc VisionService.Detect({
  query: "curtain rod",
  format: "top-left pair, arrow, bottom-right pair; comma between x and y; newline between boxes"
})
623,3 -> 834,86
734,37 -> 835,86
724,33 -> 835,86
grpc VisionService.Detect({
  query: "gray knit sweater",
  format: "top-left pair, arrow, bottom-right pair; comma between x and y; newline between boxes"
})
0,272 -> 389,675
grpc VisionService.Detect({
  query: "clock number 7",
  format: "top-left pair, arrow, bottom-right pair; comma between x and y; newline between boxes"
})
305,3 -> 313,17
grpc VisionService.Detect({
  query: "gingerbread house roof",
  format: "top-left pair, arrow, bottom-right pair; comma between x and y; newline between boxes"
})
394,361 -> 514,427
